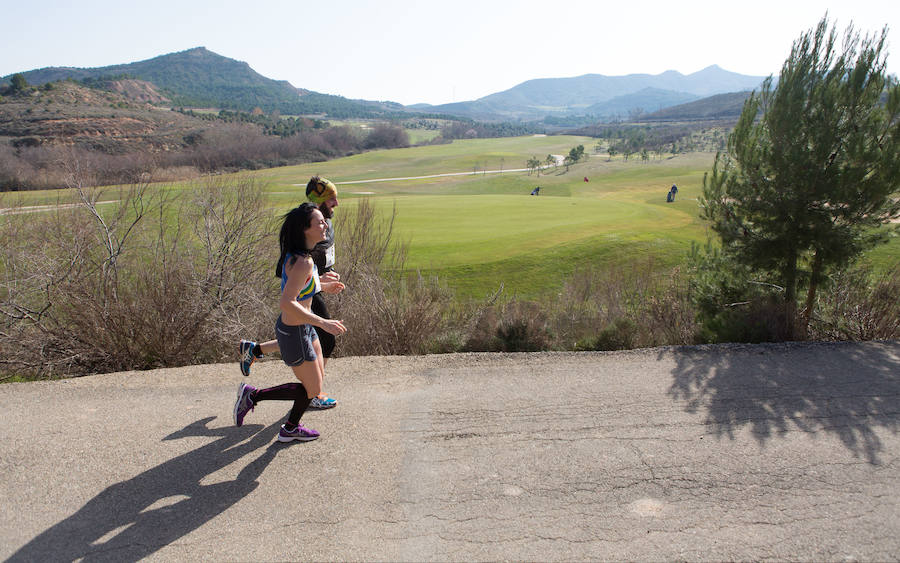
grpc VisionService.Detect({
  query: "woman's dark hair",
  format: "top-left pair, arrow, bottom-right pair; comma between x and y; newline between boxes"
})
276,202 -> 318,277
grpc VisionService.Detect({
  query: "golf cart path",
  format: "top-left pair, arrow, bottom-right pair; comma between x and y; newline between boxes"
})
290,161 -> 559,188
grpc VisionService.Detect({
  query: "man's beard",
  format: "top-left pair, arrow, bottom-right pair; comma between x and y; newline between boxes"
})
319,203 -> 334,220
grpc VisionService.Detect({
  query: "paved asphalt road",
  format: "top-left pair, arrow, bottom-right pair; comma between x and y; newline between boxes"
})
2,341 -> 899,562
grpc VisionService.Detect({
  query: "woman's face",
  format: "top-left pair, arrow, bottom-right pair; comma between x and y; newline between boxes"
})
305,209 -> 328,247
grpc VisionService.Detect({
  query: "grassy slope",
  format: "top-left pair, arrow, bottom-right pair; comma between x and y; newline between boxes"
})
6,137 -> 896,300
254,142 -> 897,299
256,144 -> 716,298
256,136 -> 597,186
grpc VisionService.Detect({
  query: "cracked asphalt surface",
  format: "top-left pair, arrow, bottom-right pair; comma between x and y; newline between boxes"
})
2,341 -> 899,561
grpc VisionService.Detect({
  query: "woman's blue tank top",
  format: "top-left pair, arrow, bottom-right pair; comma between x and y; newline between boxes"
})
281,253 -> 320,301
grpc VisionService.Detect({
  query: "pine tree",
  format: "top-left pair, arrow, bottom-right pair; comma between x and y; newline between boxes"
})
700,15 -> 900,336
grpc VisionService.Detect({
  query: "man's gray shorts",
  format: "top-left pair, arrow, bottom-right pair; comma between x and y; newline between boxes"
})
275,316 -> 319,366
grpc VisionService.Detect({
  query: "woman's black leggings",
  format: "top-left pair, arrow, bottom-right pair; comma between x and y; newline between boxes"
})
311,293 -> 335,358
251,382 -> 311,426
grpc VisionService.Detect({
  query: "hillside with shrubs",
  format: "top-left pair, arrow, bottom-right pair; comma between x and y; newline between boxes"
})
0,78 -> 421,190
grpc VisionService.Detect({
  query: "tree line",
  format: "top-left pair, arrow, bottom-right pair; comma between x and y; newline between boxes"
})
0,122 -> 411,190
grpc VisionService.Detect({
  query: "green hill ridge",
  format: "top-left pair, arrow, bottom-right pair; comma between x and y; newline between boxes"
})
2,47 -> 407,118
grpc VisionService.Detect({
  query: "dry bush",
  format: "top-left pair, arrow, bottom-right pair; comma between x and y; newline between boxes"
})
463,261 -> 698,353
0,172 -> 276,378
698,296 -> 797,344
334,269 -> 451,356
465,298 -> 551,352
810,265 -> 900,341
554,261 -> 698,350
328,198 -> 456,356
640,267 -> 699,345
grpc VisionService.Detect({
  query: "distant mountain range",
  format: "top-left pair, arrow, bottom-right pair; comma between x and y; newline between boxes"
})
638,91 -> 754,122
412,65 -> 766,120
2,47 -> 767,122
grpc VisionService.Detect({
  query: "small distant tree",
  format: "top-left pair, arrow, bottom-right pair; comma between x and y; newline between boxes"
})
526,156 -> 542,176
545,154 -> 556,169
700,15 -> 900,336
640,149 -> 649,162
10,73 -> 28,93
567,145 -> 585,165
607,146 -> 618,161
363,123 -> 409,149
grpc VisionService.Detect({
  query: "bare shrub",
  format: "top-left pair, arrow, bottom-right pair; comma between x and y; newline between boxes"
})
465,261 -> 700,353
465,299 -> 551,352
328,198 -> 455,356
640,267 -> 699,345
321,126 -> 362,153
363,123 -> 410,150
556,260 -> 697,349
335,269 -> 451,356
147,165 -> 201,183
0,144 -> 36,189
592,317 -> 638,350
810,265 -> 900,341
334,198 -> 405,281
0,170 -> 276,378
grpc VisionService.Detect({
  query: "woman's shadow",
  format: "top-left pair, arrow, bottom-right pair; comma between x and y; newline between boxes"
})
9,416 -> 287,562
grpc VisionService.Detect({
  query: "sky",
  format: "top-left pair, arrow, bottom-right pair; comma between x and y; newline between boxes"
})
1,0 -> 898,106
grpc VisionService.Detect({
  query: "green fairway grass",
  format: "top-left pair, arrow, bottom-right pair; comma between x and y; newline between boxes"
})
253,135 -> 597,189
245,139 -> 716,298
5,136 -> 896,300
352,193 -> 700,296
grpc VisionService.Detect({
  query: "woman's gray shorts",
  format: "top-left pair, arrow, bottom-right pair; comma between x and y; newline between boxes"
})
275,315 -> 319,366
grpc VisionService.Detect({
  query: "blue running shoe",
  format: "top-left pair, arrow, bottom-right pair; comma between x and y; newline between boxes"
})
239,339 -> 256,377
277,423 -> 320,442
309,395 -> 337,409
233,382 -> 257,427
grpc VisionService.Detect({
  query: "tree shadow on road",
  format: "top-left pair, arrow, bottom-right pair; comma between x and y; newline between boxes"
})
9,416 -> 286,562
664,341 -> 900,464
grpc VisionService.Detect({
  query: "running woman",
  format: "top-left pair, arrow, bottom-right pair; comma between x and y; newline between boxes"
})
239,176 -> 341,410
233,203 -> 346,442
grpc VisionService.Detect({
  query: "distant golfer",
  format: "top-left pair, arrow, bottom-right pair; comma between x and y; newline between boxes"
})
531,187 -> 540,196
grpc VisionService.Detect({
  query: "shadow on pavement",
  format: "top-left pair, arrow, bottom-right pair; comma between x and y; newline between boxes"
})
9,417 -> 284,562
664,341 -> 900,464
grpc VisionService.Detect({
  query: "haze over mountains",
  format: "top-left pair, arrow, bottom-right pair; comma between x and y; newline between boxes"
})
413,65 -> 765,120
2,47 -> 766,122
